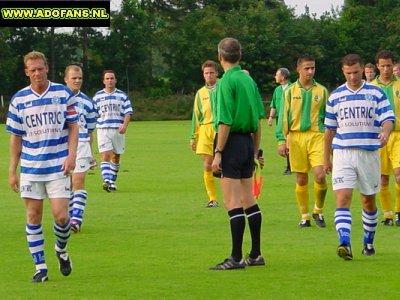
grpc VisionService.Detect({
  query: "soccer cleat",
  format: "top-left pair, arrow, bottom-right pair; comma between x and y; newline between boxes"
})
206,200 -> 219,208
210,257 -> 245,270
381,218 -> 394,226
362,244 -> 375,256
109,182 -> 117,191
56,251 -> 72,276
312,213 -> 326,228
298,220 -> 311,228
70,219 -> 81,233
102,181 -> 111,193
242,254 -> 266,266
283,168 -> 292,175
32,270 -> 48,283
337,244 -> 353,260
396,213 -> 400,227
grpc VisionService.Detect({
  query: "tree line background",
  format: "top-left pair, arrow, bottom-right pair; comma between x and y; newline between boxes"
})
1,0 -> 400,120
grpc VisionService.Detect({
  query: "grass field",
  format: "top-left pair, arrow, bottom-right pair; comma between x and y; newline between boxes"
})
1,121 -> 400,299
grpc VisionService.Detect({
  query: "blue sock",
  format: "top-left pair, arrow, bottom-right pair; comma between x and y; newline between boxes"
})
110,162 -> 120,183
362,209 -> 378,245
71,190 -> 87,225
54,221 -> 71,252
26,224 -> 47,272
100,162 -> 111,183
334,208 -> 352,246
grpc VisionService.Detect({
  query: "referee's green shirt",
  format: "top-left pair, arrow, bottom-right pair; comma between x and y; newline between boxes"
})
215,65 -> 265,133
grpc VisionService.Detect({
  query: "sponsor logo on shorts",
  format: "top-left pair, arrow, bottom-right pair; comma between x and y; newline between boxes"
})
333,177 -> 344,185
20,184 -> 33,192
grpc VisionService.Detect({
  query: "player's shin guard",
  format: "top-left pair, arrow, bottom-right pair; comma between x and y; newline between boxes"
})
71,190 -> 87,225
380,185 -> 393,219
228,208 -> 246,262
54,221 -> 71,252
362,209 -> 378,245
395,183 -> 400,213
245,204 -> 262,259
313,182 -> 327,214
204,170 -> 217,201
295,184 -> 309,220
334,208 -> 352,245
26,224 -> 47,271
100,162 -> 111,183
110,162 -> 120,183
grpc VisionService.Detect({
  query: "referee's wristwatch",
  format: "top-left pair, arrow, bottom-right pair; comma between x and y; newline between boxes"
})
214,148 -> 223,154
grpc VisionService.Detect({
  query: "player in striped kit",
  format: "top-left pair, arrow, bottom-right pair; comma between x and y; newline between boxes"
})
324,54 -> 394,260
93,70 -> 133,192
370,50 -> 400,226
6,51 -> 79,282
276,55 -> 329,228
64,64 -> 97,232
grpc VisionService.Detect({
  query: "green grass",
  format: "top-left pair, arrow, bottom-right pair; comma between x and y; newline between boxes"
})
1,121 -> 400,299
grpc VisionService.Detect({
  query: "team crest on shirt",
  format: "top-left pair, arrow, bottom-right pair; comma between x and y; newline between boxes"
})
339,97 -> 346,102
365,93 -> 373,101
52,96 -> 61,105
314,95 -> 321,102
24,101 -> 33,108
396,90 -> 400,98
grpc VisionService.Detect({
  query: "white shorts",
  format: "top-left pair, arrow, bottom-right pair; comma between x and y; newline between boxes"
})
74,142 -> 93,173
97,128 -> 125,154
332,148 -> 380,195
20,177 -> 72,200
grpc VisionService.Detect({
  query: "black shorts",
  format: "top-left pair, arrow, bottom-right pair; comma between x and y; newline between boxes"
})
221,132 -> 254,179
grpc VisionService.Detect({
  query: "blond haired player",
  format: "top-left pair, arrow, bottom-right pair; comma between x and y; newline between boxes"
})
190,60 -> 219,208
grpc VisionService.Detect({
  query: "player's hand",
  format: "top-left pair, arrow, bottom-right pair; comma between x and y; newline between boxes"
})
212,153 -> 222,173
62,155 -> 76,175
254,149 -> 264,169
190,139 -> 196,151
89,157 -> 97,170
277,143 -> 288,157
323,160 -> 332,175
8,172 -> 20,193
118,124 -> 127,134
267,117 -> 273,126
378,132 -> 389,147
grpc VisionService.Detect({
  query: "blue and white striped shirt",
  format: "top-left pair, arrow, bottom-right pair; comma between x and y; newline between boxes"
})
325,82 -> 395,151
75,91 -> 97,142
6,82 -> 78,181
93,88 -> 133,129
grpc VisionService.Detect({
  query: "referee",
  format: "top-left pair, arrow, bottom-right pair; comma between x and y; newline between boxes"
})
210,37 -> 266,270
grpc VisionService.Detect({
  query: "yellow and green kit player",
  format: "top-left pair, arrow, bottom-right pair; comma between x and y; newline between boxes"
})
276,54 -> 329,228
190,60 -> 219,208
371,50 -> 400,226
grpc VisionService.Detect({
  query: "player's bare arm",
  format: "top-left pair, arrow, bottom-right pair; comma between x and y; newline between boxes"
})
62,122 -> 79,174
118,114 -> 131,134
379,120 -> 394,147
323,128 -> 335,174
8,134 -> 22,192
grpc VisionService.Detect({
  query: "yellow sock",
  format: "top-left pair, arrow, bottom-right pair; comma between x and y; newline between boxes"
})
395,183 -> 400,213
380,185 -> 393,219
204,171 -> 217,201
295,184 -> 309,220
313,182 -> 327,214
